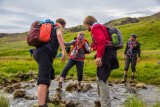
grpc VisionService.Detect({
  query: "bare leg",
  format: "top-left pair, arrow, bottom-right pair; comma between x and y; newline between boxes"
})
38,84 -> 48,106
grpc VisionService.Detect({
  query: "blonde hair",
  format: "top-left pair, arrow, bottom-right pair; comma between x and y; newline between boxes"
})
78,31 -> 85,36
83,16 -> 97,26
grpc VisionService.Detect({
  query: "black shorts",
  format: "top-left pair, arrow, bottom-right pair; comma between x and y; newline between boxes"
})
33,46 -> 55,86
97,46 -> 119,82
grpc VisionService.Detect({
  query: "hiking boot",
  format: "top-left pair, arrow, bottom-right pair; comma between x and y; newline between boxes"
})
45,91 -> 50,103
56,82 -> 62,90
94,100 -> 101,107
121,75 -> 127,83
77,82 -> 81,92
130,75 -> 135,83
39,103 -> 48,107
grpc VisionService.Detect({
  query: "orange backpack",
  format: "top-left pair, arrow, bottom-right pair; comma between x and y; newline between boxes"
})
27,20 -> 53,47
39,23 -> 52,42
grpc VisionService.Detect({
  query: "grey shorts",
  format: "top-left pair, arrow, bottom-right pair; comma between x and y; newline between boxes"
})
124,55 -> 137,72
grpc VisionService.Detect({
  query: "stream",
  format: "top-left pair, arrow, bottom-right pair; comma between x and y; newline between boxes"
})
2,80 -> 160,107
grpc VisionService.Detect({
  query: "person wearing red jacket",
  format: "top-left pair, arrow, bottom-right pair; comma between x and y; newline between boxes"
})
83,16 -> 119,107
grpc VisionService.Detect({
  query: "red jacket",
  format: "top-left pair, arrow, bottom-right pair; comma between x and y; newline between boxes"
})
91,23 -> 111,58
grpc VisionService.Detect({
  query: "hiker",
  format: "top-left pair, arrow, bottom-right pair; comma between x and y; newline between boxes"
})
122,33 -> 141,83
83,16 -> 119,107
33,18 -> 66,107
57,31 -> 91,91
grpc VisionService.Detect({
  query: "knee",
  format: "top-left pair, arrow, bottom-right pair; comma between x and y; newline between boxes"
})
131,67 -> 136,72
124,67 -> 129,71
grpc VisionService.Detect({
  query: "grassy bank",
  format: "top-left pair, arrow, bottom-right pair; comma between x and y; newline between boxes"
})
0,17 -> 160,84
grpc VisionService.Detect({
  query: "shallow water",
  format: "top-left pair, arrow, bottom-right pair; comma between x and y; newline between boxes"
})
3,80 -> 160,107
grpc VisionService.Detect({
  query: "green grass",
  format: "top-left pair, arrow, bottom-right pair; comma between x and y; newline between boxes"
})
0,15 -> 160,84
0,96 -> 9,107
124,96 -> 145,107
124,96 -> 160,107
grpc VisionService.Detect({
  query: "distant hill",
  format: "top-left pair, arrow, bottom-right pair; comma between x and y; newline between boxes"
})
0,33 -> 9,38
65,25 -> 86,32
64,12 -> 160,32
0,12 -> 160,50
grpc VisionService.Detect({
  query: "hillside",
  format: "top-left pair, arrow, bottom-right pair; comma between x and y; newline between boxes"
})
1,12 -> 160,50
0,12 -> 160,86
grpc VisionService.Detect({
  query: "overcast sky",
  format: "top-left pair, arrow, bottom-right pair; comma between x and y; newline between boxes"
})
0,0 -> 160,33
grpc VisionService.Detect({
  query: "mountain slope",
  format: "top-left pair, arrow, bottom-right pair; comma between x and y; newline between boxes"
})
0,12 -> 160,50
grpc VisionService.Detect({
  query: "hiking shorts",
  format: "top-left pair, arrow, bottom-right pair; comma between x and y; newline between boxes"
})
124,55 -> 137,72
97,46 -> 119,82
33,46 -> 55,86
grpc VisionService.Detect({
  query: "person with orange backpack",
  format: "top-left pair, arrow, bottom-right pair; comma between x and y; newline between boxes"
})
32,18 -> 66,107
57,31 -> 91,91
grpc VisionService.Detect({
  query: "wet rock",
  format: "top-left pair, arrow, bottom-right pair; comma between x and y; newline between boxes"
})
17,72 -> 31,80
2,78 -> 11,86
51,90 -> 62,105
12,83 -> 21,89
135,83 -> 147,89
33,75 -> 38,79
94,100 -> 101,107
66,83 -> 77,92
4,86 -> 14,93
82,84 -> 92,92
31,84 -> 36,87
17,72 -> 25,78
113,96 -> 121,100
24,94 -> 34,100
27,71 -> 35,77
66,100 -> 75,107
130,83 -> 136,87
59,101 -> 66,107
28,79 -> 36,83
13,89 -> 26,99
108,83 -> 113,86
0,86 -> 3,90
112,80 -> 121,84
91,78 -> 96,81
74,102 -> 83,107
2,78 -> 11,83
11,78 -> 20,83
22,84 -> 30,89
125,84 -> 137,94
54,76 -> 60,81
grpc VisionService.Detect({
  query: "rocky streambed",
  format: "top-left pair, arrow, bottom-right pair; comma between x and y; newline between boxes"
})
1,79 -> 160,107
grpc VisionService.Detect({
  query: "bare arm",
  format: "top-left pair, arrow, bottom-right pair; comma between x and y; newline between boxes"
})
56,28 -> 66,61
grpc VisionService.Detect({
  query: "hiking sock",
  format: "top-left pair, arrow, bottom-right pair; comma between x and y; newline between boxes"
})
77,82 -> 81,91
121,75 -> 127,83
57,82 -> 62,90
130,75 -> 135,83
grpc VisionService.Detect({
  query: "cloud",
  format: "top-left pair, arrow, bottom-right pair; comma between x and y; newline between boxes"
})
0,0 -> 160,33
